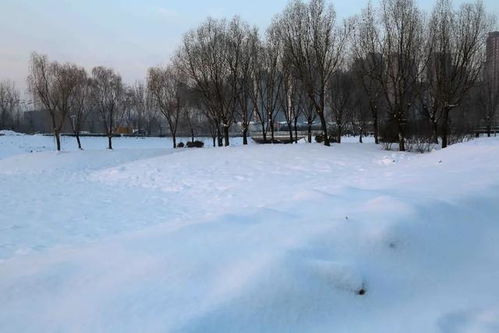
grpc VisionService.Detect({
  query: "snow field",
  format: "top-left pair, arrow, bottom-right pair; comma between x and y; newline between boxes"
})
1,132 -> 499,332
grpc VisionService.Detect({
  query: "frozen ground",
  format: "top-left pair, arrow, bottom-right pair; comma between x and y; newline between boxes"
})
0,131 -> 499,332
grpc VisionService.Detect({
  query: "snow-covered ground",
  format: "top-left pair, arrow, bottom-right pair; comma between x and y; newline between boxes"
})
1,131 -> 499,332
0,131 -> 246,159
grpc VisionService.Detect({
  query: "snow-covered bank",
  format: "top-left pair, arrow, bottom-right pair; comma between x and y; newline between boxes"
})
1,138 -> 499,332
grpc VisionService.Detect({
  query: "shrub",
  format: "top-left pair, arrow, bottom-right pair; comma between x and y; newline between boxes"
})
186,140 -> 204,148
379,121 -> 399,150
315,134 -> 336,144
448,133 -> 474,146
176,142 -> 185,148
405,136 -> 435,153
381,141 -> 394,150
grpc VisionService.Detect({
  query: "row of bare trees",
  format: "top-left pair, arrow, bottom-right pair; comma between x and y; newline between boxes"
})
165,0 -> 494,150
3,0 -> 496,152
0,81 -> 21,131
352,0 -> 493,150
28,54 -> 120,150
27,54 -> 171,150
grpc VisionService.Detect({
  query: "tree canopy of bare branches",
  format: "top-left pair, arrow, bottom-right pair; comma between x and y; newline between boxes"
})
178,17 -> 243,146
89,66 -> 124,150
426,0 -> 491,148
147,65 -> 186,148
28,52 -> 87,151
274,0 -> 350,146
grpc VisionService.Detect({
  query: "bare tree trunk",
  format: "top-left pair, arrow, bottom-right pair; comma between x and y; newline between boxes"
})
441,107 -> 450,149
307,120 -> 312,143
51,113 -> 62,151
337,125 -> 342,144
398,125 -> 406,152
294,117 -> 298,143
270,118 -> 275,143
172,134 -> 177,149
287,122 -> 293,143
223,126 -> 230,147
261,121 -> 267,142
242,127 -> 248,145
76,134 -> 82,150
108,135 -> 113,150
54,130 -> 62,151
432,121 -> 439,144
217,126 -> 223,147
318,113 -> 330,146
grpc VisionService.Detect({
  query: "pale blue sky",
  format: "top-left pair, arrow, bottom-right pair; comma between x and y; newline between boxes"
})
1,0 -> 497,94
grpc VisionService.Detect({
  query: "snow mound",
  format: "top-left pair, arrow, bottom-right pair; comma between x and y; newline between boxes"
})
0,130 -> 24,136
1,138 -> 499,332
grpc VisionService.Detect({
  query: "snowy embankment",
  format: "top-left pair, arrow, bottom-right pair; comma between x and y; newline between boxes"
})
0,135 -> 499,332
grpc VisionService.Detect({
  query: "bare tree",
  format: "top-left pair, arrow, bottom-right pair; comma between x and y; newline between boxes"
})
0,80 -> 20,130
233,26 -> 259,144
261,25 -> 285,143
69,68 -> 89,149
303,93 -> 318,143
426,0 -> 491,148
351,80 -> 372,143
90,66 -> 124,150
28,53 -> 86,151
351,4 -> 384,144
147,64 -> 185,148
180,106 -> 197,142
376,0 -> 426,151
248,36 -> 269,142
279,53 -> 304,143
178,17 -> 240,146
275,0 -> 350,146
329,70 -> 354,143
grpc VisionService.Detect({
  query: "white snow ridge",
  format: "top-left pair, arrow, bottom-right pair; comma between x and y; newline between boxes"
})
1,135 -> 499,332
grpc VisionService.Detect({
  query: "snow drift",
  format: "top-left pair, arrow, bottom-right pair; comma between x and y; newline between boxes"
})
0,137 -> 499,332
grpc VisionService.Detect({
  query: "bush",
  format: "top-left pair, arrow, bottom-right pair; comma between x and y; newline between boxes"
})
315,134 -> 336,144
379,121 -> 399,150
448,133 -> 474,146
381,141 -> 395,150
405,136 -> 435,153
176,142 -> 185,148
186,140 -> 204,148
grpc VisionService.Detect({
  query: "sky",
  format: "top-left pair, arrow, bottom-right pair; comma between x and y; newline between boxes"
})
1,0 -> 498,96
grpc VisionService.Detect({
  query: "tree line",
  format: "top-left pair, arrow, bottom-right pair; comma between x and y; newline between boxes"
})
0,0 -> 496,152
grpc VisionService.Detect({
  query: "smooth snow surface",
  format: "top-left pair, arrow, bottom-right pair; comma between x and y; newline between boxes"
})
1,134 -> 499,333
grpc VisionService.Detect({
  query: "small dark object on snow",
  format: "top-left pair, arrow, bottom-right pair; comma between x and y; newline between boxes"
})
345,216 -> 349,221
176,142 -> 185,148
357,288 -> 366,296
389,242 -> 396,249
186,141 -> 204,148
